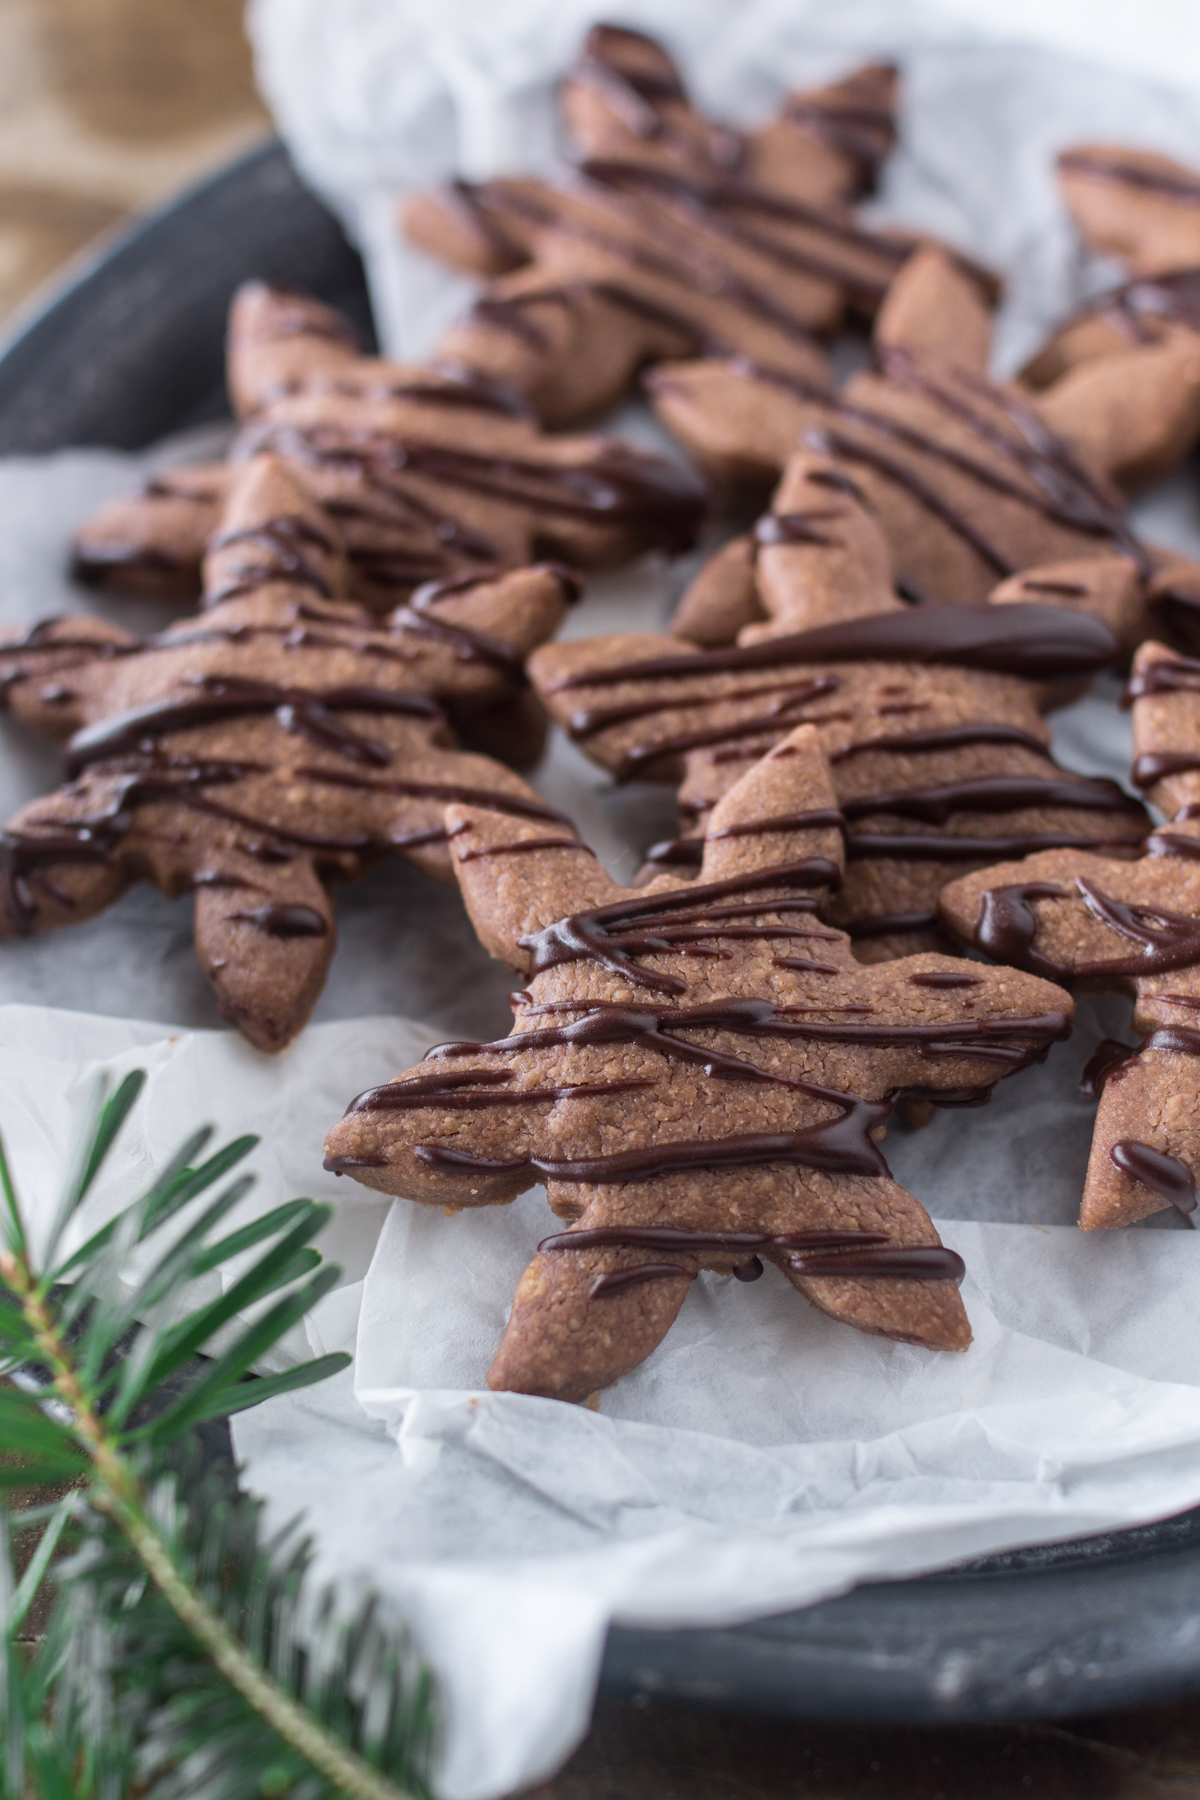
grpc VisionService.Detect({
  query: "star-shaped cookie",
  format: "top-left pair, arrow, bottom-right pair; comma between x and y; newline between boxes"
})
1020,144 -> 1200,410
400,28 -> 915,426
1,455 -> 573,1051
529,453 -> 1145,960
648,244 -> 1200,605
325,722 -> 1072,1400
73,282 -> 707,609
940,639 -> 1200,1230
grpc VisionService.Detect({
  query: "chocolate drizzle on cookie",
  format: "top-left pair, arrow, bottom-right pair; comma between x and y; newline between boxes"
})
1110,1140 -> 1198,1212
518,860 -> 840,993
701,350 -> 1148,575
975,876 -> 1200,982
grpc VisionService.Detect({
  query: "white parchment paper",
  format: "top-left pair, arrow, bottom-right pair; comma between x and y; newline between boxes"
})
7,4 -> 1200,1792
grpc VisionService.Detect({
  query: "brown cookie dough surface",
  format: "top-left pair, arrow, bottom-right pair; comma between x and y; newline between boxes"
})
73,283 -> 708,609
940,791 -> 1200,1231
326,724 -> 1072,1401
0,455 -> 573,1052
400,34 -> 1004,429
531,464 -> 1142,960
648,245 -> 1200,598
1058,145 -> 1200,278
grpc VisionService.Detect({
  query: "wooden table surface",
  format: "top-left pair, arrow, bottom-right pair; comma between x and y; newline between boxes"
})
3,2 -> 1199,1792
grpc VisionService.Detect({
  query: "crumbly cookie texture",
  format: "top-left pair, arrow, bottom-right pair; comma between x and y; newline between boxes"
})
400,28 -> 915,426
648,244 -> 1200,594
0,455 -> 572,1052
940,644 -> 1200,1230
325,724 -> 1073,1401
529,456 -> 1146,961
72,283 -> 707,609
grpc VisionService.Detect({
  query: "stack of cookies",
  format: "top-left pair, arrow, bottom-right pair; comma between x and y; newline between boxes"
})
8,23 -> 1200,1400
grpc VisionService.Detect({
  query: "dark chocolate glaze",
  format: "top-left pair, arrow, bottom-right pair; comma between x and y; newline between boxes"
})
846,830 -> 1141,862
395,575 -> 528,680
66,680 -> 443,775
784,85 -> 897,193
643,837 -> 704,868
409,995 -> 1066,1092
1125,654 -> 1200,704
589,1263 -> 697,1299
615,682 -> 841,777
389,362 -> 536,418
1133,751 -> 1200,788
208,516 -> 338,598
250,418 -> 707,567
1017,578 -> 1088,598
414,1084 -> 893,1182
1146,830 -> 1200,860
1085,269 -> 1200,344
1059,150 -> 1200,204
1110,1140 -> 1198,1213
539,1224 -> 890,1254
0,829 -> 112,932
353,1075 -> 651,1112
518,859 -> 839,993
0,730 -> 567,934
975,877 -> 1200,981
1079,1035 -> 1137,1098
554,603 -> 1119,689
971,883 -> 1071,979
1139,1024 -> 1200,1056
831,723 -> 1053,762
463,152 -> 899,347
227,902 -> 328,938
540,1222 -> 962,1283
580,157 -> 906,291
789,1244 -> 966,1281
841,773 -> 1142,825
908,970 -> 984,989
569,674 -> 840,745
571,25 -> 746,175
455,836 -> 593,863
1085,1024 -> 1200,1099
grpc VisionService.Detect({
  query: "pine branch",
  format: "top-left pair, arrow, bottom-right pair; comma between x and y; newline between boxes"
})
0,1074 -> 436,1800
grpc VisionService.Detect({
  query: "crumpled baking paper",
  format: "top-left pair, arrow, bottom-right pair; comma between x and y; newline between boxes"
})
6,3 -> 1200,1792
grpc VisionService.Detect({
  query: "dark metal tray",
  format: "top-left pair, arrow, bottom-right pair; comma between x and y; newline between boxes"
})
4,138 -> 1200,1729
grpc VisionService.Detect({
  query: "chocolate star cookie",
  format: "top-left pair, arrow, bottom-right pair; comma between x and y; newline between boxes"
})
400,31 -> 943,426
939,646 -> 1200,1231
561,25 -> 897,203
324,723 -> 1072,1400
1020,145 -> 1200,403
668,447 -> 1158,655
73,283 -> 707,609
1,455 -> 575,1051
648,244 -> 1200,598
529,464 -> 1144,960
